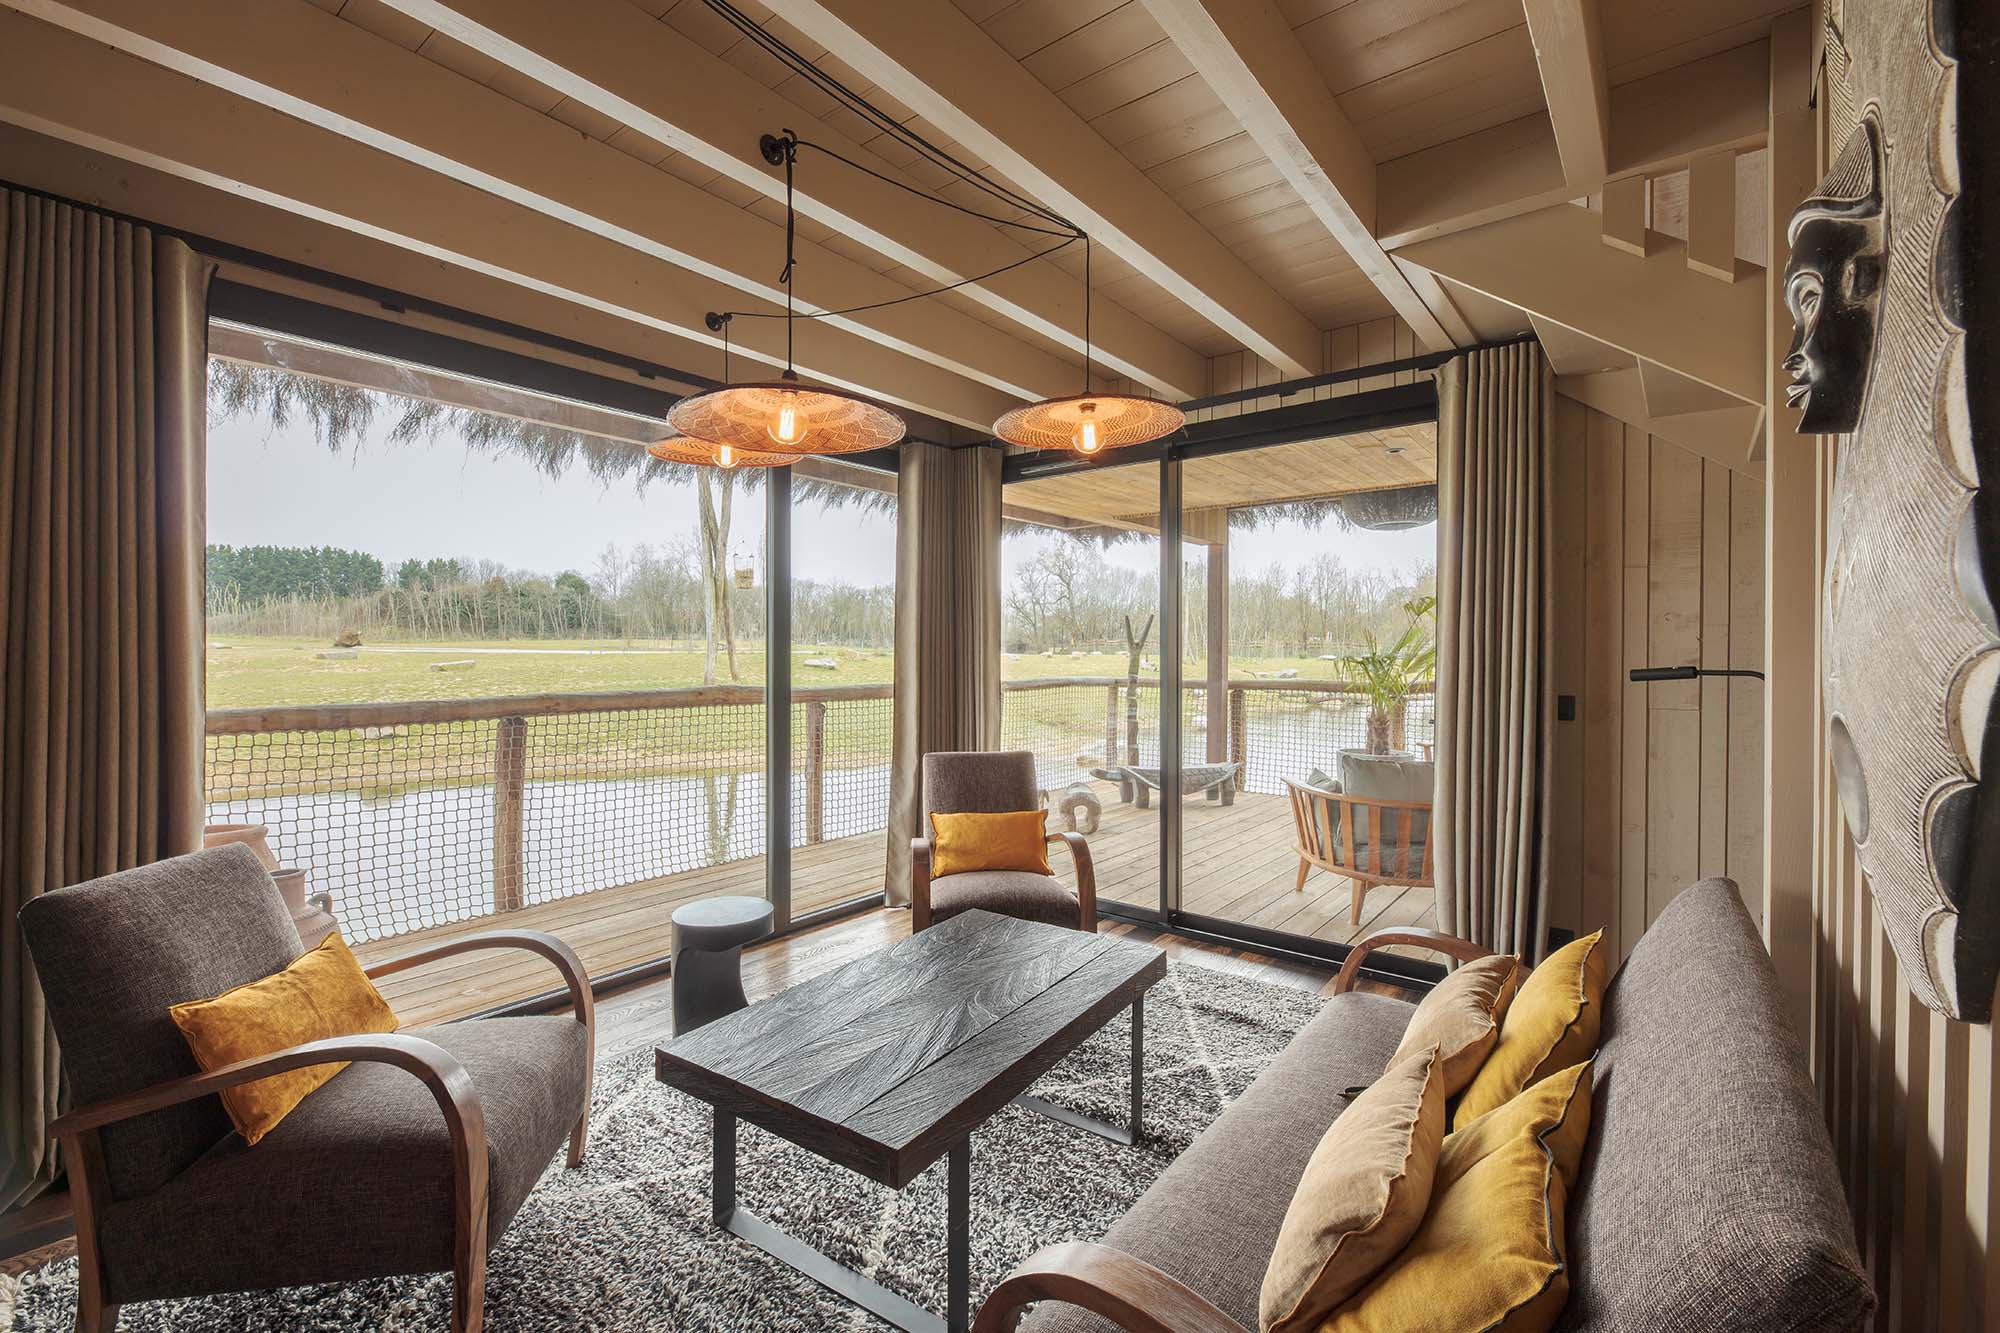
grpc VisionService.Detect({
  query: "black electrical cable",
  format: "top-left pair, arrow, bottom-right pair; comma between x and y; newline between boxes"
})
790,137 -> 1079,238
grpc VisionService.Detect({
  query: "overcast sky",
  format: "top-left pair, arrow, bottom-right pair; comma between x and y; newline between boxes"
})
209,409 -> 1434,588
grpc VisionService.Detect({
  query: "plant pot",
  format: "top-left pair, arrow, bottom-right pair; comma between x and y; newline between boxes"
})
270,867 -> 310,915
202,822 -> 279,871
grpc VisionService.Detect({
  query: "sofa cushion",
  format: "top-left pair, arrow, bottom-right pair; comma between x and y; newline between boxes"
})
96,1015 -> 589,1302
1557,878 -> 1873,1332
1457,929 -> 1606,1128
1261,1044 -> 1446,1333
1388,952 -> 1521,1096
1022,989 -> 1415,1333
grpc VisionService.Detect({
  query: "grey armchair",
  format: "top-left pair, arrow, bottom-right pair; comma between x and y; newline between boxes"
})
911,750 -> 1097,933
17,844 -> 595,1333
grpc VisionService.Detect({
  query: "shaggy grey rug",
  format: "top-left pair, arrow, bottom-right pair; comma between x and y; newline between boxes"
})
2,960 -> 1324,1331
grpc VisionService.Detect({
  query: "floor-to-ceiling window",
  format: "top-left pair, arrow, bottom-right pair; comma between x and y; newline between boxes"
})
999,405 -> 1443,966
201,291 -> 894,1021
1000,455 -> 1163,917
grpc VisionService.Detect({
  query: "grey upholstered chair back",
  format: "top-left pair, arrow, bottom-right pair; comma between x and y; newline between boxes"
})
920,751 -> 1041,833
18,844 -> 305,1201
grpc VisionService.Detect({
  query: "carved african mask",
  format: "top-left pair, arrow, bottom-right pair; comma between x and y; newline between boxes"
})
1800,3 -> 1999,1021
1782,119 -> 1886,434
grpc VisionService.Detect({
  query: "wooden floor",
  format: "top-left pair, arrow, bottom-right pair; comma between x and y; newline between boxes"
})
1,907 -> 1417,1271
357,785 -> 1437,1026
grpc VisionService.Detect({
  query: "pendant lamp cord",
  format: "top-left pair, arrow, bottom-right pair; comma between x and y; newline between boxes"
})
778,131 -> 797,377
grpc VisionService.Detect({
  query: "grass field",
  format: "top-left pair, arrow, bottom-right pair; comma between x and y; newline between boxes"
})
205,635 -> 1365,710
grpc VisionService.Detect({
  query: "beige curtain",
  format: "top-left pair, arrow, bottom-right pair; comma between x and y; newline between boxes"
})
1433,341 -> 1554,959
0,189 -> 214,1209
884,442 -> 1002,902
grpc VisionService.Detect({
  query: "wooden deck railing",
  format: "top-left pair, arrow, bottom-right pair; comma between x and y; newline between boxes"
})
204,675 -> 1433,942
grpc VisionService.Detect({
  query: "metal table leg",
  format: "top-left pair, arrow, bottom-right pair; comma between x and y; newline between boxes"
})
1017,994 -> 1146,1145
711,1108 -> 966,1333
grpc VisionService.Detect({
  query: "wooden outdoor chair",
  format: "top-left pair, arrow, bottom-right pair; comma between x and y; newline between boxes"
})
1282,778 -> 1436,925
17,844 -> 596,1333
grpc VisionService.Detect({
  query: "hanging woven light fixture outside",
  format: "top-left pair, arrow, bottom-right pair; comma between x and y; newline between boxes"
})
993,237 -> 1183,454
665,135 -> 905,457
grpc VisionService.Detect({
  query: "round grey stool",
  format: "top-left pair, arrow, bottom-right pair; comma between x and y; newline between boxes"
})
671,895 -> 775,1035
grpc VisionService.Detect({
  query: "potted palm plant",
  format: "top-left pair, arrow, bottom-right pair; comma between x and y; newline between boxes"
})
1337,596 -> 1437,755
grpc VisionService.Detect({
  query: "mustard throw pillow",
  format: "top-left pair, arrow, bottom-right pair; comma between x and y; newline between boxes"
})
1453,929 -> 1607,1130
928,809 -> 1052,877
1441,1061 -> 1595,1193
169,931 -> 400,1146
1260,1045 -> 1447,1333
1385,952 -> 1521,1098
1322,1123 -> 1572,1333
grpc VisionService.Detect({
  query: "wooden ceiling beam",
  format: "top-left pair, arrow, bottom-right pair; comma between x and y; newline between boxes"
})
757,0 -> 1327,378
10,0 -> 1089,406
1139,0 -> 1463,352
1378,40 -> 1770,251
0,11 -> 1016,430
1399,201 -> 1764,404
375,0 -> 1208,402
1522,0 -> 1610,193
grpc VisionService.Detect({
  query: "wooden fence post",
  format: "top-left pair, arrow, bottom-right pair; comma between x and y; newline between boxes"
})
805,699 -> 827,845
492,715 -> 527,912
1229,687 -> 1248,791
1104,685 -> 1119,770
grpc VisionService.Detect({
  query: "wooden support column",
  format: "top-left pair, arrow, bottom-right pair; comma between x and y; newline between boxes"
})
1762,8 -> 1819,1037
804,700 -> 827,845
1601,175 -> 1649,256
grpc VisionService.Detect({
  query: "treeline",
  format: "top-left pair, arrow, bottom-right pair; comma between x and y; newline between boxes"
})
1004,538 -> 1434,659
207,540 -> 893,647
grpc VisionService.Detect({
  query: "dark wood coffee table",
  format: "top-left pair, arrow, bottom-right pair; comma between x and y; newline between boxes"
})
655,909 -> 1166,1333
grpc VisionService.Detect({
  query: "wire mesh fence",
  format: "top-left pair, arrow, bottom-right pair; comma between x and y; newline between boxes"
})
204,678 -> 1434,946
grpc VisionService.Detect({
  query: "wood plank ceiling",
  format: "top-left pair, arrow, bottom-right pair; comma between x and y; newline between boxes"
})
0,0 -> 1806,442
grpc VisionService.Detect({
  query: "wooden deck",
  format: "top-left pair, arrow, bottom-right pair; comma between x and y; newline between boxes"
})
358,782 -> 1435,1026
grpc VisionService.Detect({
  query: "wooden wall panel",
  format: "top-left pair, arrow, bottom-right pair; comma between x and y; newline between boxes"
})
1547,398 -> 1763,960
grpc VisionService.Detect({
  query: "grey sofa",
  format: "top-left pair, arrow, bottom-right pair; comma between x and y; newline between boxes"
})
18,844 -> 595,1333
977,877 -> 1874,1333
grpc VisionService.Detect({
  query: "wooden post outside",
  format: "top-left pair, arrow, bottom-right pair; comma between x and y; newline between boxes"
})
805,699 -> 827,845
1206,536 -> 1229,763
1104,685 -> 1119,771
1229,687 -> 1248,791
492,715 -> 527,913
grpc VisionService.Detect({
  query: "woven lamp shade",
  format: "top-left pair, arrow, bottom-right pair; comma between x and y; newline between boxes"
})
992,392 -> 1184,453
647,436 -> 793,470
667,379 -> 905,456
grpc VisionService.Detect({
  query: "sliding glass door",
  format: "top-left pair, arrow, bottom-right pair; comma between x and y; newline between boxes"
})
1002,416 -> 1442,956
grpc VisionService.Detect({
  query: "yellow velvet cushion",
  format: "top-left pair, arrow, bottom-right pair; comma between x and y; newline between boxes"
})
1321,1121 -> 1572,1333
1441,1061 -> 1595,1193
168,931 -> 400,1146
1260,1045 -> 1447,1333
1386,953 -> 1522,1098
1453,929 -> 1607,1130
928,809 -> 1052,877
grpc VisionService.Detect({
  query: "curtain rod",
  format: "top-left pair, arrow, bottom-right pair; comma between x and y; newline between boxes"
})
1177,330 -> 1537,412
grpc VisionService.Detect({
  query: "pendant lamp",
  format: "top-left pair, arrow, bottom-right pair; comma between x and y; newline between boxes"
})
666,135 -> 905,457
993,239 -> 1182,454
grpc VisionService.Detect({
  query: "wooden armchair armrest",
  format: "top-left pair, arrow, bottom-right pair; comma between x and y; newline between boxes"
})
1332,927 -> 1496,994
971,1242 -> 1251,1333
911,838 -> 934,932
1046,831 -> 1098,931
365,928 -> 594,1032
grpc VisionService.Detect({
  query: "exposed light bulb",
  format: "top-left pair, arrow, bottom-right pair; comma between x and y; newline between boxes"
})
1075,401 -> 1102,454
769,394 -> 803,446
716,442 -> 737,468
